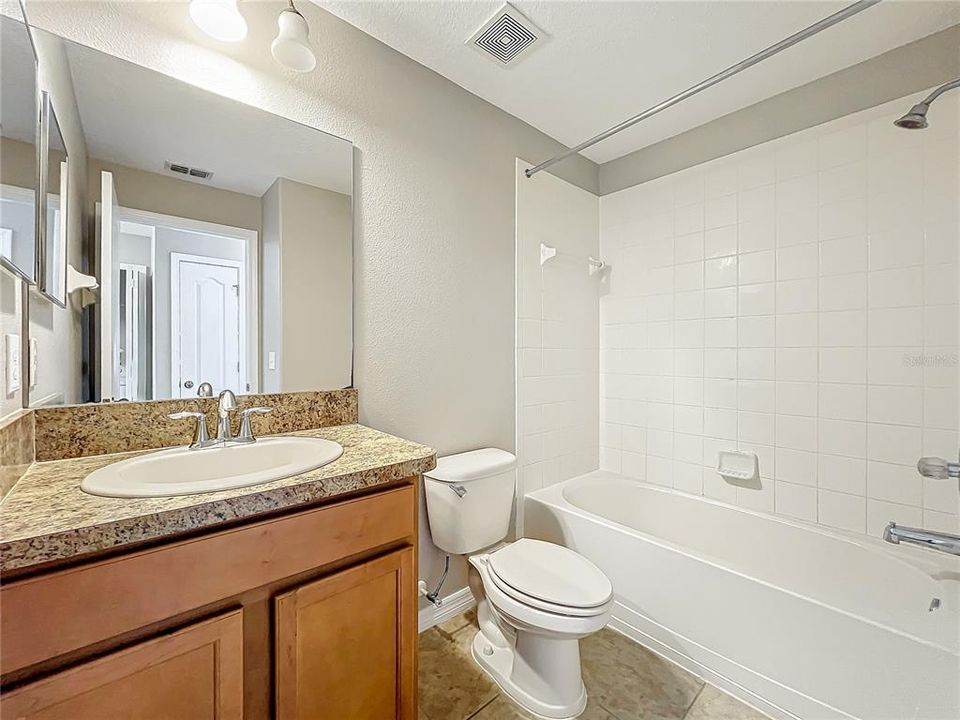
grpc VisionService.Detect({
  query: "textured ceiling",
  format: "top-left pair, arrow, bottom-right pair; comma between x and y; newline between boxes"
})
318,1 -> 960,163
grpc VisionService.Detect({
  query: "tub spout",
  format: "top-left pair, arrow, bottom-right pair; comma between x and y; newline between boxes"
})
883,522 -> 960,557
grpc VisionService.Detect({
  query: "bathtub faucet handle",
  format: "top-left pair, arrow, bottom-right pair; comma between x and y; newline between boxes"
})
882,522 -> 899,544
917,456 -> 960,480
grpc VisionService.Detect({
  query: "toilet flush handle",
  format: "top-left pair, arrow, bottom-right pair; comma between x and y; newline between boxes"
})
450,484 -> 467,498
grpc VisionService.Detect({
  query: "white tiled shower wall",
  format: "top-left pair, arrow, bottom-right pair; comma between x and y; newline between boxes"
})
598,93 -> 960,537
516,161 -> 600,502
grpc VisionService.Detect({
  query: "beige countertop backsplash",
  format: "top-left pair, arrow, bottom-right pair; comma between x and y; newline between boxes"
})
31,389 -> 359,461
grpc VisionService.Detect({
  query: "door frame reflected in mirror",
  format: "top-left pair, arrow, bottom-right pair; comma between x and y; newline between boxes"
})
37,90 -> 68,307
98,201 -> 260,403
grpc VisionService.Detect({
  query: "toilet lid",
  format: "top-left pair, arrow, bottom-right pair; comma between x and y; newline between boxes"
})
488,539 -> 612,610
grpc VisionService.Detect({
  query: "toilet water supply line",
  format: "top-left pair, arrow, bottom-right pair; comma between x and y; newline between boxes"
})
419,554 -> 450,607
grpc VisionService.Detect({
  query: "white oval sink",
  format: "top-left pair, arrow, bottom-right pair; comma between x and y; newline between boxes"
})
81,437 -> 344,498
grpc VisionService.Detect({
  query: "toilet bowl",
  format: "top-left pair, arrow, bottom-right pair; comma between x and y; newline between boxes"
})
422,449 -> 614,720
468,539 -> 613,719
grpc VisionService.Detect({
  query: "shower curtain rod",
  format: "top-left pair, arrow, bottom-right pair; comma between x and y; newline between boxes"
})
525,0 -> 882,179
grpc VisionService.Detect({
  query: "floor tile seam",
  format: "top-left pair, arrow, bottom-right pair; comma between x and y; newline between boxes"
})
465,693 -> 502,719
682,684 -> 708,720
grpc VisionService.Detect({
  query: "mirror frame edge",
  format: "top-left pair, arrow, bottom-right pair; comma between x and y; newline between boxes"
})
35,90 -> 67,308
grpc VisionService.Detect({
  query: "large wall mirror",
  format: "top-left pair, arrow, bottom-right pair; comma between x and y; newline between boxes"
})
18,24 -> 353,406
0,12 -> 39,284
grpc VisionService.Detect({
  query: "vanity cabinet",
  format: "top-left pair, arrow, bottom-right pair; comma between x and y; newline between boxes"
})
1,611 -> 244,720
1,482 -> 419,719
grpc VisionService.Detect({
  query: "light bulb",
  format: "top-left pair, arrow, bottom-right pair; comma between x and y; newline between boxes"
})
271,7 -> 317,72
189,0 -> 247,43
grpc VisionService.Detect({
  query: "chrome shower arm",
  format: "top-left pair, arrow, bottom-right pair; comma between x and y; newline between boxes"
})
920,78 -> 960,106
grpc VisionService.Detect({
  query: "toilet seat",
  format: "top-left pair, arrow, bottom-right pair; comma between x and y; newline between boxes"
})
487,569 -> 609,618
472,552 -> 612,637
485,539 -> 613,618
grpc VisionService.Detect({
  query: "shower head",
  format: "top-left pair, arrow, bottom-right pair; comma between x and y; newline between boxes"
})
894,103 -> 929,130
894,78 -> 960,130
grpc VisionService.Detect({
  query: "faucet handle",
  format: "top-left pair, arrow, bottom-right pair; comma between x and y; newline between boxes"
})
237,407 -> 272,442
168,411 -> 212,449
917,456 -> 960,480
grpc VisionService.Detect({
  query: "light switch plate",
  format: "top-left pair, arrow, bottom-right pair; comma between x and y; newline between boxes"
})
4,333 -> 21,395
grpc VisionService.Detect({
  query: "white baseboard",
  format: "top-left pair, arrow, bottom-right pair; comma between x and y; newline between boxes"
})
418,587 -> 476,633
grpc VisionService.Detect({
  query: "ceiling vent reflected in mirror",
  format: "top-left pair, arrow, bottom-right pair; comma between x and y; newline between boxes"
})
164,161 -> 214,181
468,3 -> 545,67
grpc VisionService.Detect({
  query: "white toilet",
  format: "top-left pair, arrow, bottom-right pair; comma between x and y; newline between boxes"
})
423,449 -> 613,720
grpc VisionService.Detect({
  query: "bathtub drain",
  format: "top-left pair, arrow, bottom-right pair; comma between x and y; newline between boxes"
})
929,597 -> 941,612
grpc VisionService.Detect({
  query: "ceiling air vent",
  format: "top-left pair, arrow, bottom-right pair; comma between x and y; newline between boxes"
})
164,161 -> 214,181
468,3 -> 545,66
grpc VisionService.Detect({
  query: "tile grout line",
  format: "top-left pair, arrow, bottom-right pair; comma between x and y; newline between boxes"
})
597,698 -> 629,720
682,684 -> 708,720
464,694 -> 500,719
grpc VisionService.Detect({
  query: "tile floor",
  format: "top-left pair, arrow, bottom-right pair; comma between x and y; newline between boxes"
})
418,611 -> 769,720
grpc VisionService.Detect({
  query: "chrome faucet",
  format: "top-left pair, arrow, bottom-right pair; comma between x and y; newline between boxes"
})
883,522 -> 960,557
216,389 -> 238,443
170,391 -> 272,450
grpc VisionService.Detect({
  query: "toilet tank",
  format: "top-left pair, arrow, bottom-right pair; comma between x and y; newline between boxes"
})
423,448 -> 517,555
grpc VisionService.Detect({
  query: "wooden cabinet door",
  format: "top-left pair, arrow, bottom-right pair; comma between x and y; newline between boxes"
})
1,611 -> 243,720
275,548 -> 415,720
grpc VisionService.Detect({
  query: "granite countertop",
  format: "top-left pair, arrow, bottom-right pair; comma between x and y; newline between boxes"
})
0,424 -> 436,575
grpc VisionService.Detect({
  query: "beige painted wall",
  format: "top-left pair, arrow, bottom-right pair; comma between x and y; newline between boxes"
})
86,158 -> 262,232
261,177 -> 352,393
0,137 -> 36,188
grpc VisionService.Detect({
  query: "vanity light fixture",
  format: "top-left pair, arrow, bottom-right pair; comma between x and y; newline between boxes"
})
271,0 -> 317,72
189,0 -> 248,43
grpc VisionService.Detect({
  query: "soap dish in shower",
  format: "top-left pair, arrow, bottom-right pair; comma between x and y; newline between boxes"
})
717,451 -> 759,482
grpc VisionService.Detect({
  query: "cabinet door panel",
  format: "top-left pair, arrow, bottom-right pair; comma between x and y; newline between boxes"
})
1,611 -> 243,720
275,548 -> 415,720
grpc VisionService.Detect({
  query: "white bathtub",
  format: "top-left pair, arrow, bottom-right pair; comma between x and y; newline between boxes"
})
523,471 -> 960,720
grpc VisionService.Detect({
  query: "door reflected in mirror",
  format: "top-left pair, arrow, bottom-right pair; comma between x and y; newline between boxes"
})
109,210 -> 257,402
